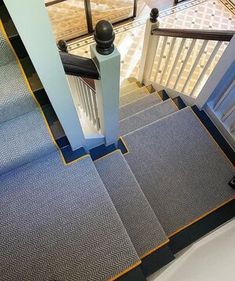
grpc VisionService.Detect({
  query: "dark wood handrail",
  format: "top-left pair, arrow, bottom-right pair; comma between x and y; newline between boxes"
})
60,52 -> 100,80
45,0 -> 66,7
152,28 -> 235,41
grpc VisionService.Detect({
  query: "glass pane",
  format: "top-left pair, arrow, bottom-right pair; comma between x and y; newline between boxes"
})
46,0 -> 88,42
90,0 -> 134,28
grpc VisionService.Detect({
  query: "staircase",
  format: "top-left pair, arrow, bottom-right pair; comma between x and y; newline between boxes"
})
1,4 -> 235,281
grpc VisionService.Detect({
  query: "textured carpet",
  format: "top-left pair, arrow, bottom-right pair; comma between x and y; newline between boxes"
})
120,86 -> 149,107
0,30 -> 36,123
123,107 -> 235,236
0,108 -> 57,176
0,23 -> 140,281
0,26 -> 15,66
120,82 -> 141,96
0,152 -> 140,281
120,92 -> 162,120
120,99 -> 178,136
95,150 -> 169,259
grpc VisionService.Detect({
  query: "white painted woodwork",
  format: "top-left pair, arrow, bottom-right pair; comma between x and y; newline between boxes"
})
90,44 -> 121,146
4,0 -> 86,151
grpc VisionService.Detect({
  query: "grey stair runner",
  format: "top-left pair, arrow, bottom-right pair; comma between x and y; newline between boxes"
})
121,77 -> 138,87
95,150 -> 169,259
0,152 -> 140,281
0,26 -> 140,280
120,92 -> 162,120
0,108 -> 56,175
0,27 -> 15,67
120,99 -> 178,136
0,61 -> 37,123
120,86 -> 149,107
0,30 -> 36,123
120,81 -> 141,96
123,107 -> 235,236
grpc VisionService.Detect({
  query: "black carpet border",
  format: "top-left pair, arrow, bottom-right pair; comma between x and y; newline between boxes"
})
168,199 -> 235,253
192,105 -> 235,166
141,244 -> 175,277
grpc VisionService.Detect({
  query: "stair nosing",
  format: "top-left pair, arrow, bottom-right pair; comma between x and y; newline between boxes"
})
120,86 -> 149,100
120,99 -> 177,122
119,91 -> 161,109
122,105 -> 188,137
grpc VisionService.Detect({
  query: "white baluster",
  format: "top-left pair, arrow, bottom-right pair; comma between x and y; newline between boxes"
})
174,39 -> 196,90
182,40 -> 208,94
154,36 -> 168,82
165,38 -> 186,87
160,37 -> 176,85
190,41 -> 222,97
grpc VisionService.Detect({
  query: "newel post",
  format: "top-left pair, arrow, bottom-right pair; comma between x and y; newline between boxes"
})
138,8 -> 160,84
90,20 -> 120,146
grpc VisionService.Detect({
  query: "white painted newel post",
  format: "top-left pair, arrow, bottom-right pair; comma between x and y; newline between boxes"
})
90,21 -> 120,146
138,8 -> 160,84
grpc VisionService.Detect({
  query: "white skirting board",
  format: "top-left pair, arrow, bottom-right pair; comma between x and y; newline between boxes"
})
148,219 -> 235,281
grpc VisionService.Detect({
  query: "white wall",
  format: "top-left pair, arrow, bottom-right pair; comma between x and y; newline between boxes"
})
4,0 -> 86,150
149,219 -> 235,281
196,35 -> 235,109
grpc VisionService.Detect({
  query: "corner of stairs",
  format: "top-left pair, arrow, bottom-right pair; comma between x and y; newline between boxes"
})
1,9 -> 235,278
95,149 -> 175,276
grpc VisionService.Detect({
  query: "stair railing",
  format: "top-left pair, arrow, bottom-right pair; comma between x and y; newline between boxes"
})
139,8 -> 235,99
68,76 -> 100,131
59,20 -> 120,148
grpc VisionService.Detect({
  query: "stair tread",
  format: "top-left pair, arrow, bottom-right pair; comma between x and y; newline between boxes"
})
0,152 -> 139,280
121,77 -> 138,87
120,92 -> 162,120
120,81 -> 141,96
0,108 -> 56,176
123,107 -> 235,236
95,150 -> 169,259
120,99 -> 178,136
0,62 -> 37,123
120,86 -> 150,107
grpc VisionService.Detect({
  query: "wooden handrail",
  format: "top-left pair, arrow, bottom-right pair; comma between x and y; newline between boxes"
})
60,52 -> 100,80
45,0 -> 66,7
152,28 -> 235,41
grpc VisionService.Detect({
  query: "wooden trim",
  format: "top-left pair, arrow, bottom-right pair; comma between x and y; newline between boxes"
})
84,0 -> 94,33
45,0 -> 66,7
108,260 -> 141,281
140,239 -> 170,259
168,197 -> 235,238
133,0 -> 137,18
152,28 -> 235,41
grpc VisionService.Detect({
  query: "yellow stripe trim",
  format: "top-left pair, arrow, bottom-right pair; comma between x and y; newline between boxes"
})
140,239 -> 170,259
119,136 -> 129,155
94,149 -> 120,162
108,260 -> 141,281
191,108 -> 235,168
168,197 -> 235,238
120,106 -> 235,165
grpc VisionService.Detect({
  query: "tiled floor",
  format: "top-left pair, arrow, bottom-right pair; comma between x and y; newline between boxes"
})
46,0 -> 135,41
68,0 -> 235,94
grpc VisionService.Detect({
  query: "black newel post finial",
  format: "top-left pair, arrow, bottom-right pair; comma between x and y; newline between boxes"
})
94,20 -> 115,55
150,8 -> 159,23
57,40 -> 68,53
